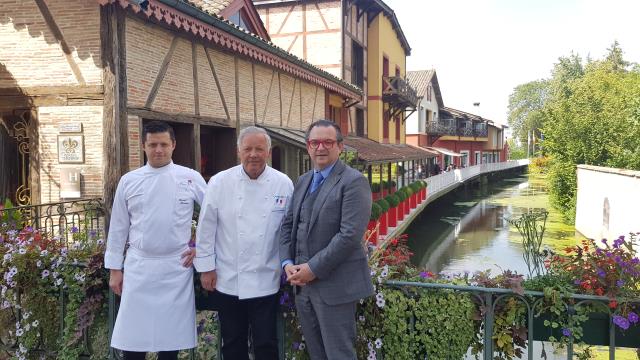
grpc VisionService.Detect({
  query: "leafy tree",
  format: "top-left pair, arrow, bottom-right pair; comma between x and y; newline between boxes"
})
542,45 -> 640,221
507,80 -> 549,144
508,42 -> 640,221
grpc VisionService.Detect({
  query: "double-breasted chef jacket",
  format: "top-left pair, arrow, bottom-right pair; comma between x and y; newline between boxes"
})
194,165 -> 294,299
105,162 -> 206,352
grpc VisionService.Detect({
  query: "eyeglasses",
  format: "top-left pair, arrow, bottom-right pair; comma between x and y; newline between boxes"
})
307,139 -> 337,149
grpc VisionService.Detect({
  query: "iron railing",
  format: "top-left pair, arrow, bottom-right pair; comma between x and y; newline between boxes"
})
0,199 -> 104,358
384,280 -> 638,360
2,198 -> 105,245
426,121 -> 489,137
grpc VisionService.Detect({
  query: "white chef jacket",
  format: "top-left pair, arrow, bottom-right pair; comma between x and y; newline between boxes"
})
194,165 -> 293,299
104,162 -> 206,351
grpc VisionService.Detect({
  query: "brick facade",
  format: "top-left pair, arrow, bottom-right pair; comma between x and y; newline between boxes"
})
1,0 -> 355,205
37,106 -> 103,203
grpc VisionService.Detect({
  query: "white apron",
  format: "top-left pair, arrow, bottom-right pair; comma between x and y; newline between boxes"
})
108,163 -> 205,352
111,248 -> 196,351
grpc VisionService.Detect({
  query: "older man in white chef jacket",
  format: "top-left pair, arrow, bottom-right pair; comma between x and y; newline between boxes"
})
195,126 -> 293,360
105,121 -> 206,360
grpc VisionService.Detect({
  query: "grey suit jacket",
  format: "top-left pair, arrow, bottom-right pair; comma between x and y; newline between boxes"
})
279,160 -> 374,305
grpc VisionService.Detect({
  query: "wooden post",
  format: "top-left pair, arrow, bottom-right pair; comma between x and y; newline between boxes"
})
101,4 -> 128,217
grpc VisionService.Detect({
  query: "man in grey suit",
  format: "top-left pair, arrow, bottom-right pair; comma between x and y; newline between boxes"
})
280,119 -> 374,359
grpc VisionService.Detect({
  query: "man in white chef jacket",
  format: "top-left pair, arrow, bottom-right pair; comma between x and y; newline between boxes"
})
195,126 -> 293,360
105,121 -> 206,360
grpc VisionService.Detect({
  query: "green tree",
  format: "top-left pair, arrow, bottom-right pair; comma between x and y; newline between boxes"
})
507,80 -> 549,144
508,42 -> 640,222
542,46 -> 640,221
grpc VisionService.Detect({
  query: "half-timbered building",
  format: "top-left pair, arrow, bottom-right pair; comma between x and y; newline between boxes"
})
0,0 -> 360,207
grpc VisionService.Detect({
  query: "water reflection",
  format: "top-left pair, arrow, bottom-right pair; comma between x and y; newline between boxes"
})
406,174 -> 579,275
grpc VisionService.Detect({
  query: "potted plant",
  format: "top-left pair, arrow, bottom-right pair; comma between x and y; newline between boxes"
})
384,193 -> 400,228
409,182 -> 420,209
376,198 -> 390,237
370,182 -> 381,201
402,187 -> 413,215
367,202 -> 382,245
381,180 -> 389,197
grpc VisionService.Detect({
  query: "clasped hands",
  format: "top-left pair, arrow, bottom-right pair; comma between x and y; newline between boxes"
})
284,263 -> 316,286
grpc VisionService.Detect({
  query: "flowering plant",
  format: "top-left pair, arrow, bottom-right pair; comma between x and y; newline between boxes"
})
0,216 -> 109,360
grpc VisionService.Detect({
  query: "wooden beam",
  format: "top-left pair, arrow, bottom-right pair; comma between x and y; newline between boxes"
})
101,4 -> 128,215
314,3 -> 330,30
34,0 -> 86,85
192,42 -> 199,116
286,35 -> 299,53
234,57 -> 240,134
204,47 -> 232,123
28,109 -> 40,205
128,107 -> 231,128
252,63 -> 257,123
0,95 -> 102,108
268,28 -> 341,38
302,3 -> 307,60
278,72 -> 283,127
193,122 -> 201,173
276,5 -> 296,35
286,78 -> 297,127
145,36 -> 179,108
261,70 -> 276,124
0,85 -> 103,96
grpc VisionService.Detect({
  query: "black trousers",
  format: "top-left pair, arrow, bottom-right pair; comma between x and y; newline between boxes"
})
216,291 -> 279,360
122,350 -> 178,360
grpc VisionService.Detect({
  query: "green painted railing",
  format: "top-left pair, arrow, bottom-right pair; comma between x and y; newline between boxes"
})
384,280 -> 639,360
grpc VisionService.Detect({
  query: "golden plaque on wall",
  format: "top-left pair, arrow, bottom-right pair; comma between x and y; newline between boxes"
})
57,135 -> 84,164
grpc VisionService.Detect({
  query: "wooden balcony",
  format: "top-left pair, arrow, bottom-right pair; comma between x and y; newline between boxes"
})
382,76 -> 419,117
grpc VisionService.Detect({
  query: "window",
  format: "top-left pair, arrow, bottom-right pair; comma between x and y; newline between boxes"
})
228,10 -> 255,33
352,41 -> 364,88
355,108 -> 365,136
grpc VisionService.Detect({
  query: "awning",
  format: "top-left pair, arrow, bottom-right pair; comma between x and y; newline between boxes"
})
344,136 -> 437,165
259,125 -> 356,153
426,147 -> 463,157
259,125 -> 308,150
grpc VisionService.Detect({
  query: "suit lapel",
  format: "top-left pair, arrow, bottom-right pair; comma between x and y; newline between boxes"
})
308,161 -> 345,233
293,171 -> 313,227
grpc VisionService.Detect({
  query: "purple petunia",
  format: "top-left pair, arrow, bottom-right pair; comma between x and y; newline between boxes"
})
574,279 -> 582,285
616,279 -> 625,287
562,328 -> 572,337
596,268 -> 606,278
628,312 -> 639,324
613,315 -> 630,330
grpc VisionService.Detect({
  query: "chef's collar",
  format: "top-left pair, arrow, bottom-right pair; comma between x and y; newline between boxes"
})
239,165 -> 270,182
145,161 -> 174,173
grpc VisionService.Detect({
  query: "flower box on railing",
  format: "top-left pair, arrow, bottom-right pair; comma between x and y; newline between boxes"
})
532,311 -> 640,347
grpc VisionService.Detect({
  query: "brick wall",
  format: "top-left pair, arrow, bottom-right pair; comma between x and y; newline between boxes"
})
0,0 -> 102,88
37,106 -> 103,203
128,115 -> 141,171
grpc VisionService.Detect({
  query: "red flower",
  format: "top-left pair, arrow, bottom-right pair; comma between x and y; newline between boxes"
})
595,288 -> 604,296
609,300 -> 618,309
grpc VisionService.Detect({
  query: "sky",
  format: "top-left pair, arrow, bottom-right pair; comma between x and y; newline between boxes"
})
384,0 -> 640,125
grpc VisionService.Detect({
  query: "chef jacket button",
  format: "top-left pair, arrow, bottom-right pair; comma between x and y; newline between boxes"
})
264,196 -> 268,200
259,233 -> 264,237
262,214 -> 266,218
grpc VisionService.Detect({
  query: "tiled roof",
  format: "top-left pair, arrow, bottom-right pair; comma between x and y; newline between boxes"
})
188,0 -> 232,14
407,70 -> 434,98
441,107 -> 488,122
407,69 -> 444,107
344,136 -> 437,164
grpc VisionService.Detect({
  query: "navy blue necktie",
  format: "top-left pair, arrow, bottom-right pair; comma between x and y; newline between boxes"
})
310,171 -> 324,193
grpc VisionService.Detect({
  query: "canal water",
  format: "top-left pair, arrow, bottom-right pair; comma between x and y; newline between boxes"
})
405,172 -> 580,275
